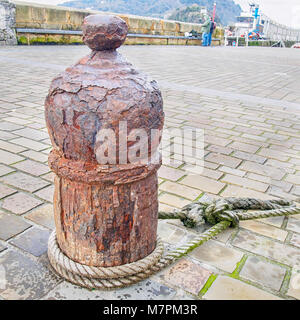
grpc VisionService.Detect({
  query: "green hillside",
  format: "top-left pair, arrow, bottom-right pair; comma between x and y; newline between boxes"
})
60,0 -> 241,26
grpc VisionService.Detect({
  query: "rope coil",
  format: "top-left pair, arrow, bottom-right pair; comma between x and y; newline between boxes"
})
48,197 -> 299,290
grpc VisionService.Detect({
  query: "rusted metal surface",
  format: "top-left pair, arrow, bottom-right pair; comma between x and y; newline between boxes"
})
45,14 -> 164,267
82,15 -> 128,51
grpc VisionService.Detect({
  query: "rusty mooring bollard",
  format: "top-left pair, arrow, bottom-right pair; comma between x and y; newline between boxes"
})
45,15 -> 164,270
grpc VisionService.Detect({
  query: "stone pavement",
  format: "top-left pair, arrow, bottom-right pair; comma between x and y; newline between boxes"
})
0,45 -> 299,300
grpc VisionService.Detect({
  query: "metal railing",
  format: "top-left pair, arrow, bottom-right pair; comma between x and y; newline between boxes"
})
16,28 -> 221,42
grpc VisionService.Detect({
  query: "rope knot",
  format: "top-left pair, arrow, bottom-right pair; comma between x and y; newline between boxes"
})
199,199 -> 239,227
174,197 -> 297,229
180,198 -> 239,228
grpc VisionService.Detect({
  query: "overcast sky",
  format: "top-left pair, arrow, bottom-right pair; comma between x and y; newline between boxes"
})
16,0 -> 300,28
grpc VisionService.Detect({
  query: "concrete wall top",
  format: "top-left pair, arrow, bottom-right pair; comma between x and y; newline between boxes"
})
12,0 -> 214,36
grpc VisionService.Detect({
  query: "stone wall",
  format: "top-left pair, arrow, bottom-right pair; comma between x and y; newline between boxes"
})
12,1 -> 223,46
0,0 -> 17,45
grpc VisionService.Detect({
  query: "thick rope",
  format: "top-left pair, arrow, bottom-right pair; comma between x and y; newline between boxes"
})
48,197 -> 300,290
48,233 -> 164,279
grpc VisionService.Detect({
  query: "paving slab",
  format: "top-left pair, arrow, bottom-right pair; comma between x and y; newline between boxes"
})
0,250 -> 60,300
0,242 -> 7,252
290,233 -> 300,248
0,140 -> 26,153
0,184 -> 16,199
158,166 -> 186,181
10,137 -> 49,151
12,128 -> 49,141
287,268 -> 300,300
20,150 -> 48,163
190,239 -> 244,272
0,211 -> 31,240
13,160 -> 50,176
0,45 -> 300,300
0,172 -> 49,193
180,175 -> 225,194
0,122 -> 22,131
286,217 -> 300,234
0,149 -> 24,165
203,276 -> 282,300
9,227 -> 50,257
157,221 -> 194,246
111,279 -> 177,300
1,192 -> 42,215
213,227 -> 235,243
159,181 -> 201,200
25,204 -> 55,230
239,256 -> 287,291
239,220 -> 288,241
232,229 -> 300,267
42,281 -> 108,300
34,185 -> 54,202
159,193 -> 190,209
256,216 -> 284,228
0,165 -> 15,177
163,258 -> 211,295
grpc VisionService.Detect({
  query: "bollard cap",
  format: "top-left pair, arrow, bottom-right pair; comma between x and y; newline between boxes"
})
46,14 -> 164,164
82,14 -> 128,51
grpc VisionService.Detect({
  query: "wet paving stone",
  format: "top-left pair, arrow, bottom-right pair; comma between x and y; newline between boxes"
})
286,217 -> 300,234
0,211 -> 31,240
232,229 -> 300,267
43,279 -> 177,300
157,220 -> 179,242
0,250 -> 60,300
190,239 -> 243,272
203,276 -> 281,300
256,216 -> 284,228
287,268 -> 300,300
9,227 -> 50,257
25,204 -> 55,230
172,289 -> 198,300
213,228 -> 235,243
0,172 -> 49,192
239,220 -> 288,242
293,214 -> 300,221
111,279 -> 177,300
239,256 -> 286,291
1,192 -> 42,215
42,281 -> 108,300
290,233 -> 300,248
163,258 -> 211,295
